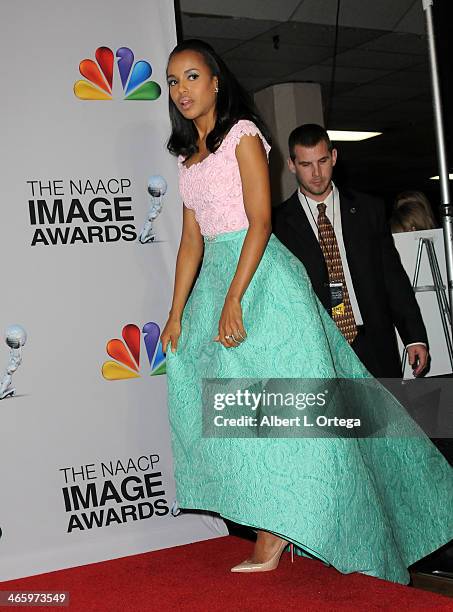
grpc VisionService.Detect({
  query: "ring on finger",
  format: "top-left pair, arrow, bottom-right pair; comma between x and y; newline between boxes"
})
227,332 -> 241,343
224,334 -> 239,347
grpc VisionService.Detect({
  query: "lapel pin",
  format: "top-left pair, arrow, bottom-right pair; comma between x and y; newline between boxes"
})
350,207 -> 356,214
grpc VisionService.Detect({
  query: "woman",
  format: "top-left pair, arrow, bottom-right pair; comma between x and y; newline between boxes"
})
161,39 -> 453,583
391,191 -> 438,233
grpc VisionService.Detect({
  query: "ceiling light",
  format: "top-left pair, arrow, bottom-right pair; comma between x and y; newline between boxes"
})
327,130 -> 382,142
430,174 -> 453,180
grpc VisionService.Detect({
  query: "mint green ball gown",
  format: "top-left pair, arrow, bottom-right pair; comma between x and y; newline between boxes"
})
166,120 -> 453,584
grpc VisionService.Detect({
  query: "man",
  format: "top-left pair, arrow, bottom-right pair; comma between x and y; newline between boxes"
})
274,127 -> 453,578
272,124 -> 428,378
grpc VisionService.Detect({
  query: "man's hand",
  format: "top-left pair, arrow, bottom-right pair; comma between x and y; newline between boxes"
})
407,344 -> 429,377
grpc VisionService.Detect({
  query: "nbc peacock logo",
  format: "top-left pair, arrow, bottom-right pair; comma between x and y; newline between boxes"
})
74,46 -> 161,101
102,322 -> 166,381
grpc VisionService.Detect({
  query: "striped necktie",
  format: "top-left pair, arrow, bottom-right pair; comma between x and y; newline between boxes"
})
317,202 -> 357,343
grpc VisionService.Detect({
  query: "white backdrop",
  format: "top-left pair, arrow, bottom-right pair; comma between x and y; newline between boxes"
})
393,228 -> 452,378
0,0 -> 226,581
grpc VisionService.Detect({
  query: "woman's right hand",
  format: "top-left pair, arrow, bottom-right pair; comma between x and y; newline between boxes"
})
161,317 -> 182,354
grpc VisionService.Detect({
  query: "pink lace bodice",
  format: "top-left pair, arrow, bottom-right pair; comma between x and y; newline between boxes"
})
178,119 -> 271,237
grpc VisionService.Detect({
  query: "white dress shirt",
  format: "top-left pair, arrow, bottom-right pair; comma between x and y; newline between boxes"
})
297,183 -> 425,350
297,183 -> 363,325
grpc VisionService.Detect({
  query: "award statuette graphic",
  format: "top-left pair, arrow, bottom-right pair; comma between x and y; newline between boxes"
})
171,499 -> 181,517
0,325 -> 27,400
139,175 -> 168,243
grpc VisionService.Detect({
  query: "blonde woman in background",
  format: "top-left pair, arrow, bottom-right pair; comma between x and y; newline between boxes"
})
391,190 -> 437,233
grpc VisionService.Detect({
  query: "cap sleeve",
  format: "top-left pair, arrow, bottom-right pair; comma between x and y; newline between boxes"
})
225,119 -> 271,157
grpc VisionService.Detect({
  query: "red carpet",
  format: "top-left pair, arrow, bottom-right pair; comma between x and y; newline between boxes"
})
1,535 -> 453,611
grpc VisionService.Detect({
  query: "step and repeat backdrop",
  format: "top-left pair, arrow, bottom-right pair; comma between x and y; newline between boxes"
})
0,0 -> 227,581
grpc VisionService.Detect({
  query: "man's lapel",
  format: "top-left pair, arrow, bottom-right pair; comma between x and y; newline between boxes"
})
339,188 -> 361,273
285,190 -> 328,284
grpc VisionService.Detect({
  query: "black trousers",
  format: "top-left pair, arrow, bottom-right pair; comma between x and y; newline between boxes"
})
352,326 -> 453,466
351,325 -> 402,379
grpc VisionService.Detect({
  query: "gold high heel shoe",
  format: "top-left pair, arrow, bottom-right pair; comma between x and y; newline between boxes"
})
231,539 -> 294,573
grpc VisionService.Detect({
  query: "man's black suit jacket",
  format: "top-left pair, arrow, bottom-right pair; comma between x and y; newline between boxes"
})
272,188 -> 428,377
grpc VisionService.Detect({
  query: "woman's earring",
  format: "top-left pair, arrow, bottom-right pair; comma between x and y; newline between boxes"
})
214,85 -> 219,93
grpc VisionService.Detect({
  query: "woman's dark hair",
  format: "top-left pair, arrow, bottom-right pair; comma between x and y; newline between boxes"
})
166,39 -> 271,159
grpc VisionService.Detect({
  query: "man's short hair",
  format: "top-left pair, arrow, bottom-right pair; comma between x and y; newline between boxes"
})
288,124 -> 333,161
